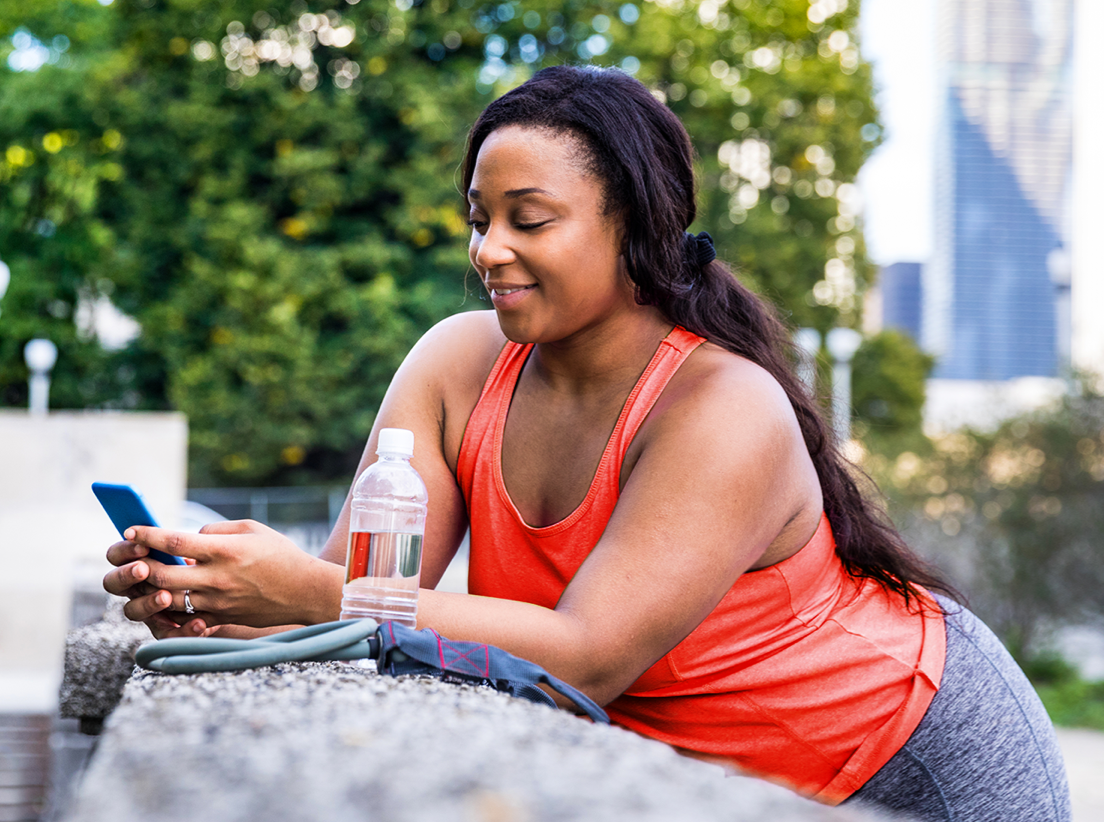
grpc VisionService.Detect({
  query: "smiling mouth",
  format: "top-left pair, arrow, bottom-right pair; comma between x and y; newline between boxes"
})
490,285 -> 536,297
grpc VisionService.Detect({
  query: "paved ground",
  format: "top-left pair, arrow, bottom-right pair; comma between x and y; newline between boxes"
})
1056,728 -> 1104,821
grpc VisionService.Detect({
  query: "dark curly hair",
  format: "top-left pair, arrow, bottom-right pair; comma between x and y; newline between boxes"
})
461,65 -> 956,607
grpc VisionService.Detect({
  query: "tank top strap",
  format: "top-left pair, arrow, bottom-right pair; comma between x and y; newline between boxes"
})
607,326 -> 707,465
456,340 -> 532,503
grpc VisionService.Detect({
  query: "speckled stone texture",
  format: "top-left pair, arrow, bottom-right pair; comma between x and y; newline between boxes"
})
59,597 -> 148,722
62,659 -> 895,822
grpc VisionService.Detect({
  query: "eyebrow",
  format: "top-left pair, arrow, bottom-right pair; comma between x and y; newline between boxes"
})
467,187 -> 554,200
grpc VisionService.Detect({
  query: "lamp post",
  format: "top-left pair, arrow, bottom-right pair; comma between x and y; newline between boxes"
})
0,258 -> 9,319
24,338 -> 58,416
826,327 -> 863,445
793,328 -> 821,393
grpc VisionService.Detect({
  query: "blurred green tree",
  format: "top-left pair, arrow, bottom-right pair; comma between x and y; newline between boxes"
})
0,2 -> 127,412
0,0 -> 888,485
873,381 -> 1104,657
852,329 -> 934,458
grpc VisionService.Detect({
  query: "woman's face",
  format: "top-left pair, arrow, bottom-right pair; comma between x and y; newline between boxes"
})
467,126 -> 637,345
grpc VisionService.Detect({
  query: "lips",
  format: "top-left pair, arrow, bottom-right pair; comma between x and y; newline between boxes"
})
486,283 -> 537,309
489,284 -> 536,297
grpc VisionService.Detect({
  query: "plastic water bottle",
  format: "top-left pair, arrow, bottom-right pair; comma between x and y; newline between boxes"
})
339,428 -> 428,628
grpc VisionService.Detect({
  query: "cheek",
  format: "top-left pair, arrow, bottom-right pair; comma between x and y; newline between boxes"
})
468,235 -> 481,268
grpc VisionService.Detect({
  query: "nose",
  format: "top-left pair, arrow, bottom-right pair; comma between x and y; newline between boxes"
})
470,221 -> 515,272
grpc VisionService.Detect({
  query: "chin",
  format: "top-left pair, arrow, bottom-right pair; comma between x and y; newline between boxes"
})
497,323 -> 537,345
494,313 -> 547,346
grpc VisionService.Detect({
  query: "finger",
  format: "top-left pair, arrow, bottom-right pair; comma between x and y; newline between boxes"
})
106,539 -> 152,567
152,624 -> 207,639
125,526 -> 213,563
103,561 -> 152,597
167,588 -> 214,622
198,519 -> 264,536
113,580 -> 159,601
123,589 -> 174,623
153,611 -> 210,635
145,613 -> 194,639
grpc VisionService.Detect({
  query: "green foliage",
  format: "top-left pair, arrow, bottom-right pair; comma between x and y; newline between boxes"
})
1,0 -> 886,485
852,330 -> 934,457
870,382 -> 1104,655
1021,652 -> 1104,730
1035,678 -> 1104,731
0,0 -> 124,408
3,0 -> 485,484
632,0 -> 881,332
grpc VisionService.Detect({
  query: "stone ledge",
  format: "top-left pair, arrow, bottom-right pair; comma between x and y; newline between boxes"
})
58,598 -> 148,728
58,609 -> 902,821
64,660 -> 890,822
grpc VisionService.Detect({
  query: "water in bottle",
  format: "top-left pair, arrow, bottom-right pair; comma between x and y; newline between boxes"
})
340,428 -> 428,628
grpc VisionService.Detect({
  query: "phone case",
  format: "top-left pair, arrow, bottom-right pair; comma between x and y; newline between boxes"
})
91,482 -> 188,566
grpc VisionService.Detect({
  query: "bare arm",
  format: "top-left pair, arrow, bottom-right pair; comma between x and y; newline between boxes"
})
104,312 -> 502,636
106,324 -> 821,711
416,350 -> 822,705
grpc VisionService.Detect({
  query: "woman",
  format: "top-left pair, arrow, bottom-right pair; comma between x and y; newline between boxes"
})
105,66 -> 1070,820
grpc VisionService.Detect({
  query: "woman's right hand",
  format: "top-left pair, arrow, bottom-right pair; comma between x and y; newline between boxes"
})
103,519 -> 345,639
103,536 -> 212,638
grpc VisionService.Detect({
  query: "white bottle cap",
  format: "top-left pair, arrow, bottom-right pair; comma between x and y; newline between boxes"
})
376,428 -> 414,457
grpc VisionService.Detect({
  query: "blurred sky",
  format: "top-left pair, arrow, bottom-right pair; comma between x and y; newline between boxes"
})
858,0 -> 1102,268
857,0 -> 938,267
858,0 -> 1104,369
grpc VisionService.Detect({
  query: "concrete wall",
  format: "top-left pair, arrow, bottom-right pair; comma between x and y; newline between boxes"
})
0,410 -> 186,708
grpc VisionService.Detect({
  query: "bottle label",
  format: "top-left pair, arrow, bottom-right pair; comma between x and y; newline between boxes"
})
345,531 -> 424,585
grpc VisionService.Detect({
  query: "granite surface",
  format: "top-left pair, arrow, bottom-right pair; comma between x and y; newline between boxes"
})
63,660 -> 893,822
58,597 -> 148,722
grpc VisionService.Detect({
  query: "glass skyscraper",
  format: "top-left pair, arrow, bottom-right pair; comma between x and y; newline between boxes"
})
924,0 -> 1072,380
880,262 -> 923,342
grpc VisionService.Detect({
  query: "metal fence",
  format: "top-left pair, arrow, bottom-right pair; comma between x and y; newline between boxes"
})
187,485 -> 350,556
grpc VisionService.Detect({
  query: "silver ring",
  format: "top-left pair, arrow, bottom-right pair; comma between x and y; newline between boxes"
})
183,590 -> 195,615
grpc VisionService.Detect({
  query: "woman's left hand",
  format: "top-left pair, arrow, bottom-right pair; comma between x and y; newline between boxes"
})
102,519 -> 345,631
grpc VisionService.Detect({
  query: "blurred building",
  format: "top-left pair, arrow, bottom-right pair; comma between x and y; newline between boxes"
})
916,0 -> 1075,432
879,261 -> 923,342
924,0 -> 1072,382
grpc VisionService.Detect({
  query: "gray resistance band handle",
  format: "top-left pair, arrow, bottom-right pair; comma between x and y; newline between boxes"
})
134,619 -> 381,674
134,618 -> 609,723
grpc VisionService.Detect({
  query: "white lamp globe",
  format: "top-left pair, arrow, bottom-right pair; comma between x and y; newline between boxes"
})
794,327 -> 821,356
24,338 -> 58,373
826,327 -> 863,362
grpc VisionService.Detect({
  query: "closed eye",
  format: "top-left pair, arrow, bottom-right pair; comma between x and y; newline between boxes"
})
466,219 -> 550,233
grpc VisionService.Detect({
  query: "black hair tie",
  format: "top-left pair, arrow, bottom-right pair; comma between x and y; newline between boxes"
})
686,231 -> 716,268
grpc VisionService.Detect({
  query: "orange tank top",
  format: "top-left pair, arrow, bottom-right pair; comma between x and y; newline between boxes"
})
456,326 -> 946,803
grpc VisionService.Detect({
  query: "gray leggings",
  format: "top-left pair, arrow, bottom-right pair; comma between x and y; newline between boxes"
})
845,596 -> 1071,821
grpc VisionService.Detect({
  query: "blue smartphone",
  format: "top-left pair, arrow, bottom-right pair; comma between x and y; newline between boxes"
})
91,482 -> 188,566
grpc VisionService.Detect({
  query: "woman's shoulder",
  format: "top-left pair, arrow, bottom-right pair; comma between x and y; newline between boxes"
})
666,338 -> 797,426
402,310 -> 508,463
628,335 -> 810,484
621,334 -> 823,567
406,309 -> 507,381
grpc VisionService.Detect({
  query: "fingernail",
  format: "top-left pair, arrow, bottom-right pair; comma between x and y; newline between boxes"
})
192,623 -> 204,634
124,528 -> 135,540
158,591 -> 170,606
